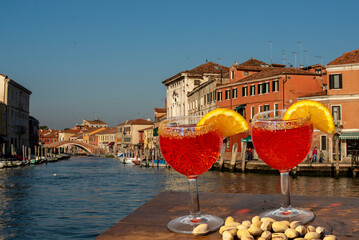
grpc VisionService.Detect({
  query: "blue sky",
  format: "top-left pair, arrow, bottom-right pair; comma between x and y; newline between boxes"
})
1,0 -> 358,129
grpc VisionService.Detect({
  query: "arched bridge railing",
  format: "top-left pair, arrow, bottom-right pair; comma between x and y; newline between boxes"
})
44,140 -> 103,155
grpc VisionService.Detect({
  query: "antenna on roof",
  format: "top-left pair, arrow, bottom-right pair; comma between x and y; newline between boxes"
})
292,52 -> 297,68
304,50 -> 309,66
314,55 -> 323,65
282,50 -> 286,66
268,40 -> 272,65
296,41 -> 303,67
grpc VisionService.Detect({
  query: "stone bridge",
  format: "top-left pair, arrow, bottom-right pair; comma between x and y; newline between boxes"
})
44,140 -> 104,155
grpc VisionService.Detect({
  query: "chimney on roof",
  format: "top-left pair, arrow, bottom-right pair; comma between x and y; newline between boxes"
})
234,61 -> 238,65
147,118 -> 150,121
300,65 -> 303,69
251,57 -> 253,59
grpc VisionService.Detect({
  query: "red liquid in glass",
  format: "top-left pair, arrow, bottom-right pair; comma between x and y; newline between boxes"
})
159,130 -> 222,177
252,122 -> 313,170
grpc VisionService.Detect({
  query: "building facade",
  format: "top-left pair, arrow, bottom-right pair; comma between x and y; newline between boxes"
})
0,74 -> 32,154
299,49 -> 359,162
81,119 -> 108,128
163,62 -> 229,118
216,58 -> 324,158
116,119 -> 153,151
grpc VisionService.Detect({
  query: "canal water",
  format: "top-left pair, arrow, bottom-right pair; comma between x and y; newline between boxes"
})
0,156 -> 359,239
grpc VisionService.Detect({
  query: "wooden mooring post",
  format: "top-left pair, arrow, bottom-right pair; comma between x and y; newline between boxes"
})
230,143 -> 238,172
218,143 -> 226,171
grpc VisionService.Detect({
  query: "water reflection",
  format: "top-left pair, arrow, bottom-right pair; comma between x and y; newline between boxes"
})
0,157 -> 357,239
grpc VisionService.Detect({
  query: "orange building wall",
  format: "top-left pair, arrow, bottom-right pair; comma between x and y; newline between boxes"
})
328,69 -> 359,95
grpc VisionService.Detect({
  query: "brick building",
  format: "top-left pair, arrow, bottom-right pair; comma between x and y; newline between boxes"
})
217,58 -> 324,158
299,49 -> 359,162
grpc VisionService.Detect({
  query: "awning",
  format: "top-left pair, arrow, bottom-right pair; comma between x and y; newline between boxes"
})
108,142 -> 115,146
241,135 -> 252,142
235,104 -> 246,111
339,132 -> 359,140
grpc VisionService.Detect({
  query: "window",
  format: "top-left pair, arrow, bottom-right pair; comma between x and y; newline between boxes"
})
244,71 -> 249,76
251,106 -> 255,119
258,84 -> 263,95
272,80 -> 279,92
259,105 -> 263,112
242,86 -> 248,97
264,82 -> 269,93
231,71 -> 235,80
213,90 -> 216,101
250,85 -> 255,96
316,69 -> 322,74
321,135 -> 327,151
332,105 -> 341,126
329,74 -> 342,89
232,88 -> 237,99
264,104 -> 270,111
217,91 -> 222,101
237,106 -> 246,119
225,90 -> 230,100
274,103 -> 279,116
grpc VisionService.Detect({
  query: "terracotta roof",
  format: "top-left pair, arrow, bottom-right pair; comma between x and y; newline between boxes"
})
184,62 -> 229,75
233,58 -> 285,72
83,119 -> 107,125
96,127 -> 117,135
154,108 -> 167,113
327,49 -> 359,65
163,62 -> 229,84
299,90 -> 327,98
125,119 -> 153,125
219,67 -> 319,87
61,129 -> 79,133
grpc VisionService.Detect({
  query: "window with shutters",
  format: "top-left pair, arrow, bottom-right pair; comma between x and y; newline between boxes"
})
242,86 -> 248,97
225,90 -> 230,100
250,85 -> 255,96
329,74 -> 342,89
217,91 -> 222,101
272,80 -> 279,92
232,88 -> 238,99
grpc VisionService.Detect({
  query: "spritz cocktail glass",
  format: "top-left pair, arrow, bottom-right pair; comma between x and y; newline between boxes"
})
251,109 -> 314,223
159,116 -> 223,234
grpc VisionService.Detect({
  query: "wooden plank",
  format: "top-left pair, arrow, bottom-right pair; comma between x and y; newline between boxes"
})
97,192 -> 359,239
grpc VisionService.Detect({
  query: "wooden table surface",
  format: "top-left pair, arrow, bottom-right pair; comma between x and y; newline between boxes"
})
97,191 -> 359,239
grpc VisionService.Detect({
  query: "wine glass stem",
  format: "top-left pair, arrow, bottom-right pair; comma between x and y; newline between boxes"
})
188,178 -> 200,218
280,170 -> 291,209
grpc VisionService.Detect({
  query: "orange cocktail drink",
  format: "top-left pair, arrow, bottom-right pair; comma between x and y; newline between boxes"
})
251,109 -> 314,223
159,116 -> 224,234
159,126 -> 222,177
252,120 -> 313,171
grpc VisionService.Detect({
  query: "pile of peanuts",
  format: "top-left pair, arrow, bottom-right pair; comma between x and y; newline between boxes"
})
217,216 -> 337,240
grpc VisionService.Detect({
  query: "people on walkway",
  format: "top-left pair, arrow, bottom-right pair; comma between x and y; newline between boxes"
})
312,147 -> 318,162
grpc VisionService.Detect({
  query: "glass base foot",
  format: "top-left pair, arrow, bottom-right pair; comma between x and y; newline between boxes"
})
167,214 -> 223,234
259,207 -> 314,224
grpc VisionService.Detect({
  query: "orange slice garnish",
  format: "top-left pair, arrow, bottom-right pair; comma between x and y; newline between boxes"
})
283,100 -> 335,134
197,108 -> 249,138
